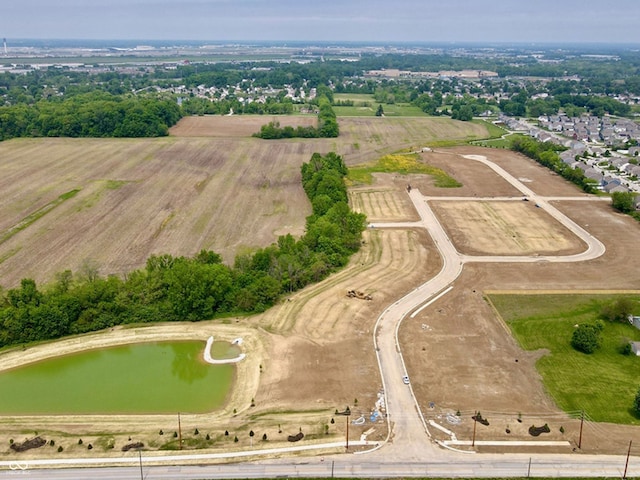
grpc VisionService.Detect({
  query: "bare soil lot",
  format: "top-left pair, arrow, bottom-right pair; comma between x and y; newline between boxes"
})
1,121 -> 639,458
169,115 -> 317,137
399,147 -> 640,454
430,200 -> 586,256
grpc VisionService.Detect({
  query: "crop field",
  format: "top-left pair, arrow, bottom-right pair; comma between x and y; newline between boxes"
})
0,116 -> 488,288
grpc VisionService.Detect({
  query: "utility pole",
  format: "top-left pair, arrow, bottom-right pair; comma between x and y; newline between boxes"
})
346,414 -> 349,450
138,449 -> 143,480
345,406 -> 351,450
578,410 -> 584,449
624,440 -> 633,479
472,411 -> 478,447
178,412 -> 182,450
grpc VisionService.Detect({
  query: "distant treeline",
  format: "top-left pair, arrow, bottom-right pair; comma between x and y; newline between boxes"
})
253,96 -> 339,139
511,136 -> 596,193
0,92 -> 182,141
0,152 -> 366,349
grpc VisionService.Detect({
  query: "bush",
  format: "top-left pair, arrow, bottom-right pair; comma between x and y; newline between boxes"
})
571,323 -> 602,354
634,387 -> 640,416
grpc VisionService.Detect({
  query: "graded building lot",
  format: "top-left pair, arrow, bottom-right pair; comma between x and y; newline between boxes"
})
1,118 -> 640,459
399,147 -> 640,454
429,200 -> 586,256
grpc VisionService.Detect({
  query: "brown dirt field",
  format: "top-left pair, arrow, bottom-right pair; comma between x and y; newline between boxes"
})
413,149 -> 523,197
169,115 -> 317,137
0,136 -> 314,287
430,200 -> 586,256
0,117 -> 487,288
3,124 -> 640,459
348,174 -> 421,223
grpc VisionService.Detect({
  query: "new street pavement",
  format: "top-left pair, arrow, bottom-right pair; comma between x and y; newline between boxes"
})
2,154 -> 632,479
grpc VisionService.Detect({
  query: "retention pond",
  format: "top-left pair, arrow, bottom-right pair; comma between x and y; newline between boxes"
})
0,340 -> 238,415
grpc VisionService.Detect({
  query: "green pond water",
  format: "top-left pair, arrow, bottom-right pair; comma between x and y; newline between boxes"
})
0,340 -> 238,415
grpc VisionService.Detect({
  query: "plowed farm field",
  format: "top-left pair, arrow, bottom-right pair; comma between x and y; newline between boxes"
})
0,116 -> 489,288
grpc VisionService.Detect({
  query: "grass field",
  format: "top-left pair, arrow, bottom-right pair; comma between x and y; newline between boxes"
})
333,93 -> 426,117
348,153 -> 461,187
473,132 -> 528,148
488,293 -> 640,424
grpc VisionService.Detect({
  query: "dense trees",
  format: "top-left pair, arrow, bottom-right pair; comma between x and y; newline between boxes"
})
0,92 -> 182,140
253,95 -> 339,139
611,191 -> 637,214
0,152 -> 366,349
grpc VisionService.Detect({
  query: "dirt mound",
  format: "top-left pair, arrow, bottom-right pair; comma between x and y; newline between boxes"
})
10,436 -> 46,452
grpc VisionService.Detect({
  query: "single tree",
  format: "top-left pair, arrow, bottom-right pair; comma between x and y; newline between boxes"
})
375,104 -> 384,117
571,323 -> 602,354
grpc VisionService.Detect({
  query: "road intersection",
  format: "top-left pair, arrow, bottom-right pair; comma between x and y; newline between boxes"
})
2,154 -> 633,478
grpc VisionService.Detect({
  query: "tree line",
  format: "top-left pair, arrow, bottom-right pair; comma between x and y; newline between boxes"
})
511,136 -> 596,194
0,91 -> 182,141
253,95 -> 339,139
0,152 -> 366,349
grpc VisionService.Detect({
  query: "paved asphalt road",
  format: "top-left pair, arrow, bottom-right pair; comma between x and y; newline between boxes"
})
1,154 -> 629,479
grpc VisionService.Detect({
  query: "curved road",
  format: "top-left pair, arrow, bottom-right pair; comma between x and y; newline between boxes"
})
2,154 -> 630,478
370,153 -> 606,460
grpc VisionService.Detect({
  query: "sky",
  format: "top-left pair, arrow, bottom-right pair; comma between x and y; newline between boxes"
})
3,0 -> 640,44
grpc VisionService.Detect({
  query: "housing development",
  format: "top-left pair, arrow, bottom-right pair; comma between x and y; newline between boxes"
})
0,40 -> 640,478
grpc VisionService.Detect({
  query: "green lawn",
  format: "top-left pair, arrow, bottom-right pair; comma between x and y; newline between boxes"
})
333,94 -> 427,117
473,132 -> 527,148
488,293 -> 640,424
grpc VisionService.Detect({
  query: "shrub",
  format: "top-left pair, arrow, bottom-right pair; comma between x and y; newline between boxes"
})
571,323 -> 602,354
634,387 -> 640,416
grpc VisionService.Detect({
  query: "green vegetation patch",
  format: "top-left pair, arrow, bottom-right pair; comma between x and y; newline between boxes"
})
348,153 -> 461,188
473,133 -> 528,149
0,189 -> 80,246
488,293 -> 640,424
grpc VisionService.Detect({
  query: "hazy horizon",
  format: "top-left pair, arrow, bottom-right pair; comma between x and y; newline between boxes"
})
3,0 -> 640,45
